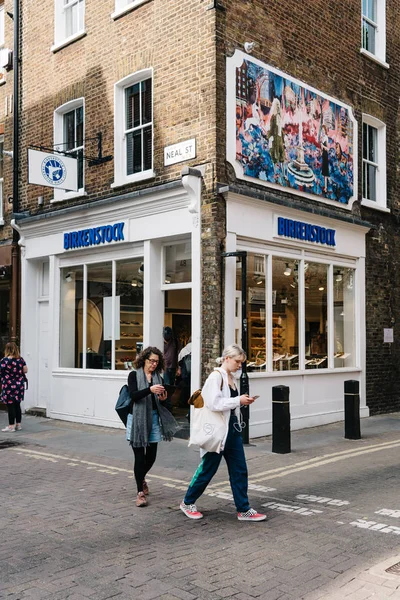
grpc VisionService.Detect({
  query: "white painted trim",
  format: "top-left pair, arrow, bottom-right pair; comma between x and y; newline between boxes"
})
360,48 -> 389,69
362,114 -> 387,209
361,198 -> 390,212
51,30 -> 86,53
226,49 -> 358,211
53,98 -> 85,202
111,0 -> 151,20
113,69 -> 154,188
360,0 -> 386,65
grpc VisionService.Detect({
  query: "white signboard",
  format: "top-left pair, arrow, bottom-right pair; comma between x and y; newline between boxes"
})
384,328 -> 393,343
164,138 -> 196,166
28,149 -> 78,191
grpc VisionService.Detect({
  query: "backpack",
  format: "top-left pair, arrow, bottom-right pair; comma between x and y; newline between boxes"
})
115,384 -> 132,426
188,372 -> 223,409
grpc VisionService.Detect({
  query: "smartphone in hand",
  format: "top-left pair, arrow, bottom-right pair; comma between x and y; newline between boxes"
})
252,395 -> 260,400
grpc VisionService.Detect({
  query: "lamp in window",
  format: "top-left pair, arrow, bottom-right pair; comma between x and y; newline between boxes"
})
65,272 -> 72,283
284,263 -> 291,276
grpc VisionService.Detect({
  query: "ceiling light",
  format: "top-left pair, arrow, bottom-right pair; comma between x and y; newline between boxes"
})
319,282 -> 324,291
284,263 -> 291,276
65,272 -> 72,283
138,262 -> 144,274
131,279 -> 138,287
335,272 -> 343,282
255,275 -> 263,285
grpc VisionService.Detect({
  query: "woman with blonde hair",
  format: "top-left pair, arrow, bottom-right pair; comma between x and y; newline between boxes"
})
1,342 -> 28,432
180,344 -> 266,522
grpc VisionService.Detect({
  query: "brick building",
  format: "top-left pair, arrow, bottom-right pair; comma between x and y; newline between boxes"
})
8,0 -> 400,433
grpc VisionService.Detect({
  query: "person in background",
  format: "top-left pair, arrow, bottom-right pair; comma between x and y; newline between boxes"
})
163,326 -> 177,385
1,342 -> 28,432
177,338 -> 192,406
127,346 -> 179,507
180,343 -> 266,522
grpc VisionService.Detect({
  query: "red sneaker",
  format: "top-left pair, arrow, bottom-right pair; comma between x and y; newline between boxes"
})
180,501 -> 203,520
237,508 -> 267,521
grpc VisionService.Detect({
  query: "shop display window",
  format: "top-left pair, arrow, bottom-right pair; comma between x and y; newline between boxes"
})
305,263 -> 328,369
333,266 -> 355,367
164,241 -> 192,285
272,258 -> 299,372
59,258 -> 144,370
234,252 -> 357,373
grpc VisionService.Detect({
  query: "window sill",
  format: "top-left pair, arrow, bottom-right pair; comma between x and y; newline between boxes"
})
111,0 -> 151,20
111,169 -> 155,188
51,190 -> 87,203
360,48 -> 389,69
361,198 -> 390,213
51,31 -> 87,53
248,366 -> 361,377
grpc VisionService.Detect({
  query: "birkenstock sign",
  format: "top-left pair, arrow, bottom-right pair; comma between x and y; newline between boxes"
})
63,222 -> 125,251
276,216 -> 336,247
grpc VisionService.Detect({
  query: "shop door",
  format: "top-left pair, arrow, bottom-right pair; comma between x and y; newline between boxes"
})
37,300 -> 50,408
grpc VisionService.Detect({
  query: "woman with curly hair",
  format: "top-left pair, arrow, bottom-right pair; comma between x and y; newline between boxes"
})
127,346 -> 179,507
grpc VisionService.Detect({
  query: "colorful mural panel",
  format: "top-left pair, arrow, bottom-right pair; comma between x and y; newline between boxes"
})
234,58 -> 355,205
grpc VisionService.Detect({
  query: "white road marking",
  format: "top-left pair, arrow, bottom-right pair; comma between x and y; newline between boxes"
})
350,519 -> 400,535
296,494 -> 349,506
375,509 -> 400,519
262,501 -> 323,516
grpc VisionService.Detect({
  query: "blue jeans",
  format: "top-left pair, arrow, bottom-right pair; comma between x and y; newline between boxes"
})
183,415 -> 250,513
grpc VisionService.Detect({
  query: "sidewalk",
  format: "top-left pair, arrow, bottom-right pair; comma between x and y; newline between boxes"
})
1,410 -> 400,600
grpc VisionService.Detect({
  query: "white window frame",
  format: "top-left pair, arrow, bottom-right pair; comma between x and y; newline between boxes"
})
112,69 -> 154,189
52,0 -> 86,52
0,134 -> 4,225
111,0 -> 149,20
53,98 -> 85,203
0,3 -> 4,48
360,0 -> 388,68
361,114 -> 388,212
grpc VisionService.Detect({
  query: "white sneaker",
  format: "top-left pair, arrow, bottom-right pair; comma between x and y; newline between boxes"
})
237,508 -> 267,522
1,426 -> 15,432
180,501 -> 203,520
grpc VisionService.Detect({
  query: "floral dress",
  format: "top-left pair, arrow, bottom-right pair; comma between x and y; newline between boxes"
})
0,357 -> 27,404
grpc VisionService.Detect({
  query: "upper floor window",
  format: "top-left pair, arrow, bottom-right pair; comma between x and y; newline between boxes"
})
113,70 -> 154,188
361,0 -> 387,65
0,3 -> 4,47
362,115 -> 387,211
54,0 -> 85,48
54,99 -> 85,201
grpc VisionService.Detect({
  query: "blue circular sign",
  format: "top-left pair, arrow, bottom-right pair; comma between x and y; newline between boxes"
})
41,155 -> 67,186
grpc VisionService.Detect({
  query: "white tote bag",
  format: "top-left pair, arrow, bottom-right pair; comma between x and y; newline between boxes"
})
188,405 -> 226,453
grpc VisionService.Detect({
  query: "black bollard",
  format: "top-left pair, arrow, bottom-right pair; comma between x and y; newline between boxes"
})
272,385 -> 291,453
344,380 -> 361,439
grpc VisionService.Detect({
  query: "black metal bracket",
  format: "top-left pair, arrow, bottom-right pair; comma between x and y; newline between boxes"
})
29,132 -> 113,167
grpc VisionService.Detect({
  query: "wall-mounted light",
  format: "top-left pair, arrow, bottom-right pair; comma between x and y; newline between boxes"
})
284,263 -> 291,276
244,41 -> 256,53
65,272 -> 72,283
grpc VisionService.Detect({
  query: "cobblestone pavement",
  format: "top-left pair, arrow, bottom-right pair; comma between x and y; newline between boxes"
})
1,412 -> 400,600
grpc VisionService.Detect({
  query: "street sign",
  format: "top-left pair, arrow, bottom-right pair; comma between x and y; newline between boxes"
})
28,148 -> 78,191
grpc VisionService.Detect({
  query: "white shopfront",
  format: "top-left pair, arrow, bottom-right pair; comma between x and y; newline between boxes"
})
15,172 -> 202,428
224,192 -> 369,437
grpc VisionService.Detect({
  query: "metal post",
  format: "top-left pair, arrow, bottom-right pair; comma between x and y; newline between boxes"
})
239,251 -> 249,444
344,380 -> 361,440
9,0 -> 20,342
272,385 -> 291,453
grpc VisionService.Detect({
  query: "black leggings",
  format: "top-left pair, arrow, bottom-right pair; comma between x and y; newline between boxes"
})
7,401 -> 22,426
132,443 -> 158,493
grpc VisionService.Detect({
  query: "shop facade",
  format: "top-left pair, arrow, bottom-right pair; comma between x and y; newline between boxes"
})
15,173 -> 202,428
223,192 -> 369,437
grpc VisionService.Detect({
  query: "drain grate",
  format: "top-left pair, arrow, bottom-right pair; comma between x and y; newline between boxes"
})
386,561 -> 400,575
0,440 -> 20,450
